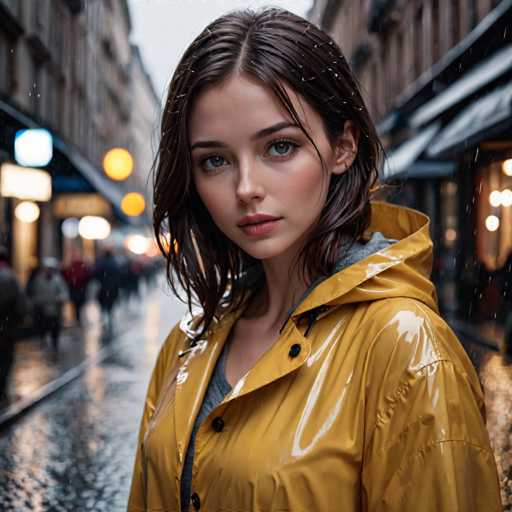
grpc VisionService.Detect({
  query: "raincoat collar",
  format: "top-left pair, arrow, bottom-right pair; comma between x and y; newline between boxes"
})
280,200 -> 437,329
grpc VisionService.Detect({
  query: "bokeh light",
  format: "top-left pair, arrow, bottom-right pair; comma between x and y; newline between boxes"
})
103,148 -> 134,181
15,201 -> 40,223
121,192 -> 145,216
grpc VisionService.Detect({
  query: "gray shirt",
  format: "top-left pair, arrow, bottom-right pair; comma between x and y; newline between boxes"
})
180,341 -> 232,511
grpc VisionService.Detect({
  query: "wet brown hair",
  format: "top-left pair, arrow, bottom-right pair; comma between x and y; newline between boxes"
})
153,8 -> 382,342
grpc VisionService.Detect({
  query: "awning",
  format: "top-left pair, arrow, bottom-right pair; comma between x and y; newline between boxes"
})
410,44 -> 512,128
0,98 -> 145,226
404,161 -> 457,179
427,80 -> 512,159
382,123 -> 440,180
51,137 -> 125,209
376,110 -> 401,137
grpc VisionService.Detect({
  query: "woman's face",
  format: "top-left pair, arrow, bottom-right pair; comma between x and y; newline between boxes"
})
189,73 -> 357,262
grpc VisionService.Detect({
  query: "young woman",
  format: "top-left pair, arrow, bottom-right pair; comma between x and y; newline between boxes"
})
128,8 -> 502,511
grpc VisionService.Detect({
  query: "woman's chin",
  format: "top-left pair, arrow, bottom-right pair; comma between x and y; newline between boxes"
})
239,240 -> 294,262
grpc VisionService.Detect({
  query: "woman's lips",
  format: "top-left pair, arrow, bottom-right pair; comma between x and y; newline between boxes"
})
238,218 -> 281,236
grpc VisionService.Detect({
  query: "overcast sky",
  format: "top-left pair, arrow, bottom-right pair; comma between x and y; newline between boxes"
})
128,0 -> 313,101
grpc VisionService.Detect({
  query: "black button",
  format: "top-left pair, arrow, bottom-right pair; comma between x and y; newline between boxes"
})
289,343 -> 301,358
211,417 -> 224,432
191,492 -> 201,509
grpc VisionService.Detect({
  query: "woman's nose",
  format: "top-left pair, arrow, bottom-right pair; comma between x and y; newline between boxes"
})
235,160 -> 265,204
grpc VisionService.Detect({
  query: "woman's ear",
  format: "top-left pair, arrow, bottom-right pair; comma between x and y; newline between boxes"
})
331,120 -> 360,175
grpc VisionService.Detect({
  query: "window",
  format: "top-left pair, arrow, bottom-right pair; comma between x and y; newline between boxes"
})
451,0 -> 460,46
432,0 -> 440,64
414,4 -> 423,77
477,161 -> 512,271
0,33 -> 17,95
395,29 -> 404,95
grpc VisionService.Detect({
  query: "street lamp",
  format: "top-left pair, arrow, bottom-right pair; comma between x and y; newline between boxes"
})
121,192 -> 145,216
103,147 -> 134,181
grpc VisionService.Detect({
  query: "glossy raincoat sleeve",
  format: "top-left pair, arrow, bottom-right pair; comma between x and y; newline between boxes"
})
361,302 -> 503,511
127,322 -> 183,511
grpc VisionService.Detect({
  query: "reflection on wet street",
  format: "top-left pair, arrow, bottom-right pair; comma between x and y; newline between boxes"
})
479,351 -> 512,510
0,284 -> 185,511
0,287 -> 511,510
463,337 -> 512,510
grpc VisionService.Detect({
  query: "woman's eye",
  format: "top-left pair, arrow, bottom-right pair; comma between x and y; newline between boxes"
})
199,155 -> 228,171
267,140 -> 298,158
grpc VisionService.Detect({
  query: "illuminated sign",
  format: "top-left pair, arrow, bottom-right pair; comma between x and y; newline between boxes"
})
0,163 -> 52,201
53,193 -> 111,218
15,129 -> 53,167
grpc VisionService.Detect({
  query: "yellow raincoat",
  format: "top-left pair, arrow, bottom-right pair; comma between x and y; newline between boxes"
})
128,201 -> 502,511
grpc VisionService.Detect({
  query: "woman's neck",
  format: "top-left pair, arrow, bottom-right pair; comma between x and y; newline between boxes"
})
242,254 -> 309,334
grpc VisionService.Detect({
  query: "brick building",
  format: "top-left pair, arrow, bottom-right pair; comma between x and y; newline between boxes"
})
309,0 -> 512,321
0,0 -> 159,281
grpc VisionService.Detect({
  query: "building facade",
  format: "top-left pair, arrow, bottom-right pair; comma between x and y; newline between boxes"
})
309,0 -> 512,322
129,43 -> 161,222
0,0 -> 159,282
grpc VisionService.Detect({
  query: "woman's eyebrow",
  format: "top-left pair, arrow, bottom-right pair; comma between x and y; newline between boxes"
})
190,121 -> 299,151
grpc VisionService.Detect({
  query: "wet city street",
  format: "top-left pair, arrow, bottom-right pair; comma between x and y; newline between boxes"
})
0,280 -> 511,510
0,281 -> 186,511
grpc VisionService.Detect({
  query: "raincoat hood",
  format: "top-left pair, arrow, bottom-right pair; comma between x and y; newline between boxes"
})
282,200 -> 438,333
128,201 -> 502,512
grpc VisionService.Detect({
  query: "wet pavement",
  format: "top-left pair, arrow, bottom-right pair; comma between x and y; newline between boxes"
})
475,348 -> 512,510
0,281 -> 185,511
0,284 -> 510,510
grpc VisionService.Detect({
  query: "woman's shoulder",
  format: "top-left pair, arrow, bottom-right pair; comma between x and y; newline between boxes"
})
152,314 -> 194,376
359,297 -> 484,414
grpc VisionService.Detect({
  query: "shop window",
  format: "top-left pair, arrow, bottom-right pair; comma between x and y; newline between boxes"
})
30,57 -> 44,117
468,0 -> 478,30
0,33 -> 8,93
441,180 -> 459,250
0,33 -> 17,95
477,160 -> 512,271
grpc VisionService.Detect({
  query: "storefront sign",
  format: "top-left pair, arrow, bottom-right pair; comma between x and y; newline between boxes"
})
0,163 -> 52,201
15,128 -> 53,167
53,193 -> 112,218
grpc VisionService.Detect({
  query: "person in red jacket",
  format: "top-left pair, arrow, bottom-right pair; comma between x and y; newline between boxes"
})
62,252 -> 91,325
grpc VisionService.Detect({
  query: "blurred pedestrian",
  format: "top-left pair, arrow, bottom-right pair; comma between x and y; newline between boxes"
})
0,247 -> 26,404
62,252 -> 91,325
93,248 -> 121,334
29,258 -> 69,350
